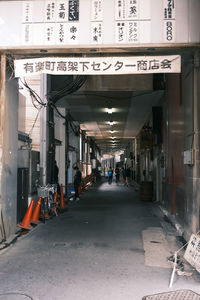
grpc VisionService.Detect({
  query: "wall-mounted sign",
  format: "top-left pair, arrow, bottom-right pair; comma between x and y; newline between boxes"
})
69,0 -> 79,21
14,55 -> 181,77
115,0 -> 151,44
184,234 -> 200,272
163,0 -> 176,42
22,0 -> 80,45
91,0 -> 103,21
0,0 -> 199,48
91,22 -> 103,44
90,0 -> 103,44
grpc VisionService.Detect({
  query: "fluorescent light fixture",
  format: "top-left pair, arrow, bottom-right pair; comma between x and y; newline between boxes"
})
109,130 -> 115,134
106,107 -> 113,114
109,121 -> 114,126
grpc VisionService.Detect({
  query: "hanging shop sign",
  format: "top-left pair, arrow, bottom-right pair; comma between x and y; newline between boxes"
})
140,130 -> 153,150
14,55 -> 181,77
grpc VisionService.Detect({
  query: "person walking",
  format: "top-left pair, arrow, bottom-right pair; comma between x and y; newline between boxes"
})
115,165 -> 120,185
54,160 -> 60,193
73,166 -> 82,201
125,167 -> 131,187
107,167 -> 113,184
121,166 -> 126,186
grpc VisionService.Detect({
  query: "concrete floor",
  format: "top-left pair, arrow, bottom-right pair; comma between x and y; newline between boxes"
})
0,179 -> 200,300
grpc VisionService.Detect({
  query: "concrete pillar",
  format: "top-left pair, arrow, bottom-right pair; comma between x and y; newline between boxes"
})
0,54 -> 18,239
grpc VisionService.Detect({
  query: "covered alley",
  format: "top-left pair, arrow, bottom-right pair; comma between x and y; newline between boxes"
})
0,180 -> 199,300
0,1 -> 200,299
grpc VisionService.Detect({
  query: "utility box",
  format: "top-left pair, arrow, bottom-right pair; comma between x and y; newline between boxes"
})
18,149 -> 40,194
17,168 -> 29,223
183,149 -> 194,165
31,151 -> 40,194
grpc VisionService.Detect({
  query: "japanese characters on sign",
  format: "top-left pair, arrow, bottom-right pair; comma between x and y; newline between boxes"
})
45,1 -> 56,22
115,22 -> 126,43
163,0 -> 176,42
91,0 -> 103,44
45,24 -> 56,45
68,23 -> 79,44
22,0 -> 79,45
114,0 -> 151,44
57,1 -> 68,22
115,0 -> 126,20
127,21 -> 139,43
22,2 -> 33,45
91,0 -> 103,21
56,2 -> 68,44
163,0 -> 175,19
69,0 -> 79,21
22,1 -> 33,23
22,23 -> 32,45
21,0 -> 178,47
127,0 -> 138,20
14,55 -> 181,78
91,22 -> 103,44
56,23 -> 66,44
184,234 -> 200,272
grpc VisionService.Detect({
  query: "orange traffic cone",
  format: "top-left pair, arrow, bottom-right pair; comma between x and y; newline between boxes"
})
60,184 -> 66,210
78,185 -> 81,195
54,191 -> 58,205
82,180 -> 86,192
31,197 -> 42,225
18,200 -> 34,230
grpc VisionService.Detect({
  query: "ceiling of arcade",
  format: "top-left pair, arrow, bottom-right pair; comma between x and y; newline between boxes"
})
56,74 -> 164,152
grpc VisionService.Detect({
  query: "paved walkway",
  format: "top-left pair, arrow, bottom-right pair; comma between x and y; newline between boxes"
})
0,179 -> 200,300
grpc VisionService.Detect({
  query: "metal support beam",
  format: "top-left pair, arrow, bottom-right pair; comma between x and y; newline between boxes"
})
65,114 -> 69,194
40,74 -> 48,186
47,102 -> 55,184
0,54 -> 6,241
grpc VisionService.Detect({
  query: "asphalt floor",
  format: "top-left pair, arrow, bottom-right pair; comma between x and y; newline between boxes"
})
0,178 -> 200,300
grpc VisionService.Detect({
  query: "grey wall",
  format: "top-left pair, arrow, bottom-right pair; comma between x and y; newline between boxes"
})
183,52 -> 200,238
1,78 -> 18,238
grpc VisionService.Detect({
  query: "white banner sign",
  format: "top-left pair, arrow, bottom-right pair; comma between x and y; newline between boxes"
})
14,55 -> 181,77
